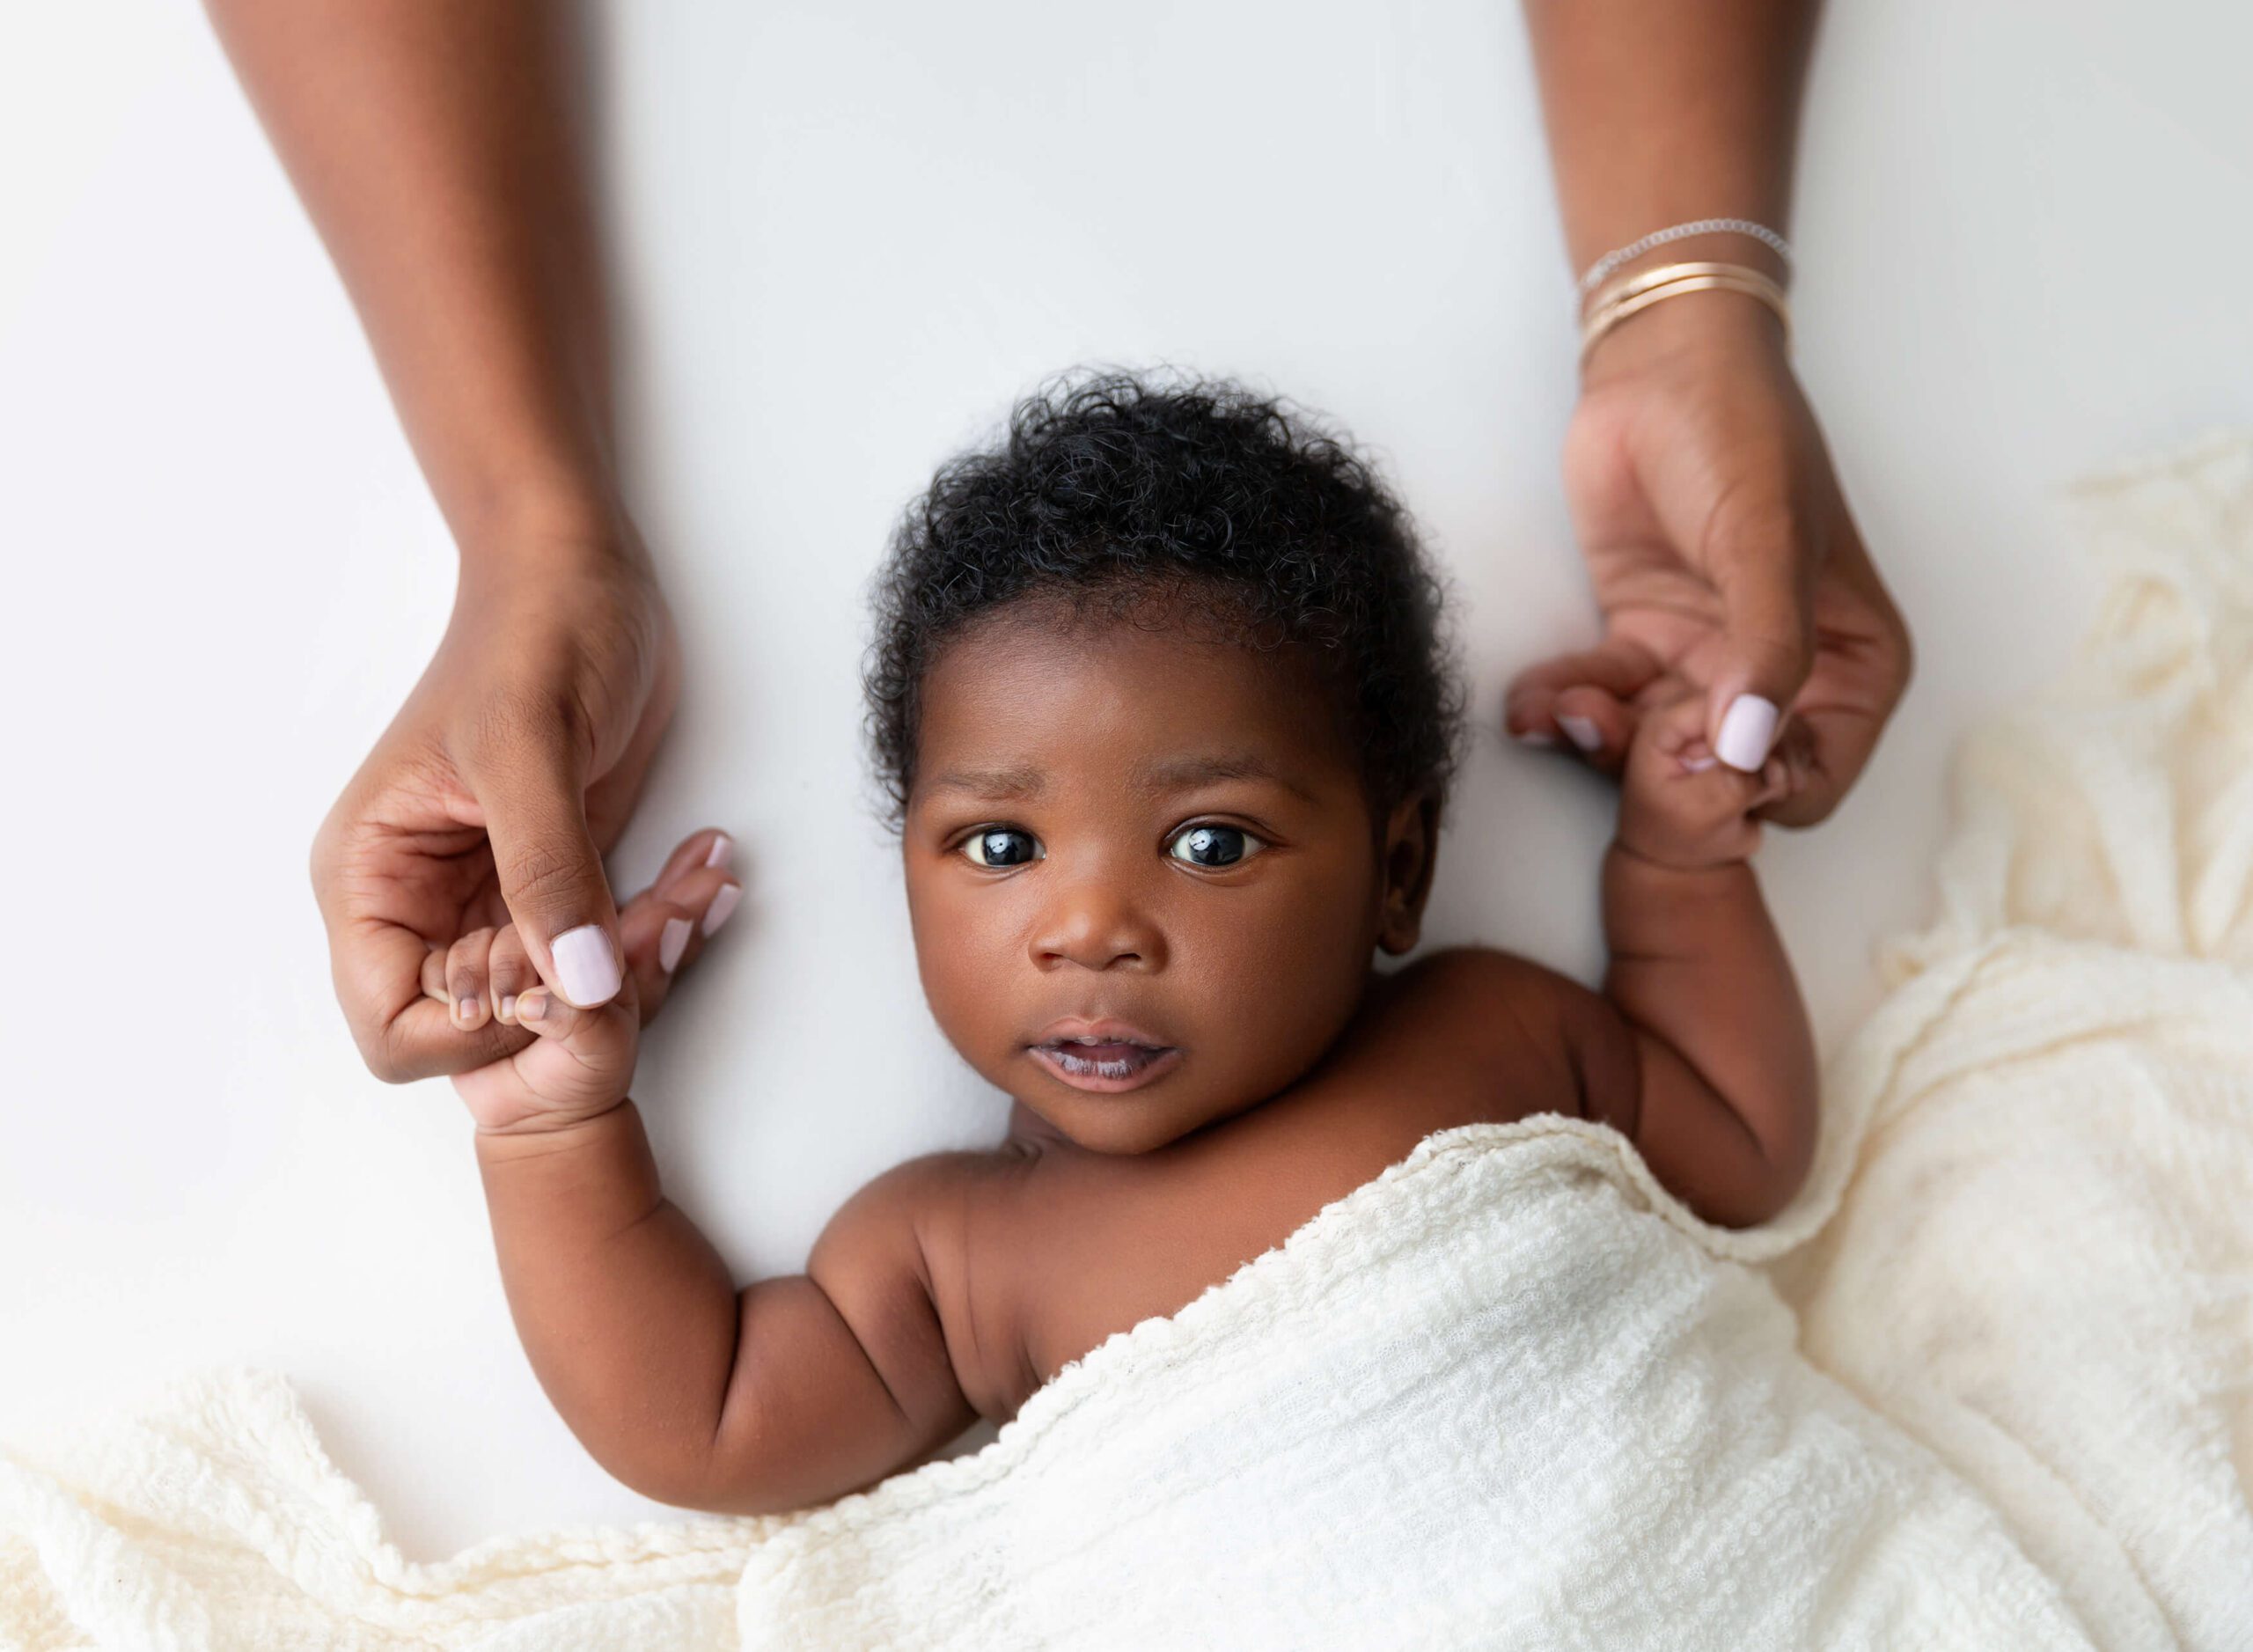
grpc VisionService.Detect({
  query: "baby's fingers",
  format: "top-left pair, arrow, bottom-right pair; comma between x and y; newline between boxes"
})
439,929 -> 498,1032
487,924 -> 537,1026
510,983 -> 603,1046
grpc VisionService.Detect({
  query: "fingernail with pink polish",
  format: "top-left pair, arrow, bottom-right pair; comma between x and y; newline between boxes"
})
1558,715 -> 1603,753
1715,695 -> 1780,772
552,924 -> 623,1007
1516,729 -> 1558,749
702,883 -> 742,937
659,916 -> 693,973
706,833 -> 734,870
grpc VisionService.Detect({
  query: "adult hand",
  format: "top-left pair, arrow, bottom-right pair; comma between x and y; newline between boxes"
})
1505,298 -> 1912,826
311,527 -> 683,1083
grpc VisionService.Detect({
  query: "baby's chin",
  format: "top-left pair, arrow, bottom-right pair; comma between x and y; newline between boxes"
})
1003,1071 -> 1285,1158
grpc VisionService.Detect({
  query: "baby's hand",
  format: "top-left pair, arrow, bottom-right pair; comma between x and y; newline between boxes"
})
422,828 -> 744,1136
1617,686 -> 1798,870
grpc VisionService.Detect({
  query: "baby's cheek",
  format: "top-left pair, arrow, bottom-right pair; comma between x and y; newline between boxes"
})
1178,884 -> 1372,1094
907,893 -> 1024,1074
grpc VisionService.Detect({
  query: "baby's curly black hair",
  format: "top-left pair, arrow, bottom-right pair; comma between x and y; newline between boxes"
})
862,370 -> 1464,828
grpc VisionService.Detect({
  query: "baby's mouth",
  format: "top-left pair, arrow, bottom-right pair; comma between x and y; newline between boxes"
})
1027,1036 -> 1182,1094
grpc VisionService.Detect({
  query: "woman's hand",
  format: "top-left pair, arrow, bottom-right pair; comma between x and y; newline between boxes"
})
1506,298 -> 1912,826
310,526 -> 685,1083
434,826 -> 739,1136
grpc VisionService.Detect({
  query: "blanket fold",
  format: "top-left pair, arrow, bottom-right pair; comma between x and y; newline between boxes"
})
6,434 -> 2251,1651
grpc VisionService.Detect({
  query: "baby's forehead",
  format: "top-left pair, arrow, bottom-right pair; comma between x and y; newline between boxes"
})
928,599 -> 1331,711
914,610 -> 1359,794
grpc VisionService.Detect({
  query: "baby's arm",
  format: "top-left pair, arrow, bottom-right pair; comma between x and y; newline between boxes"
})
445,830 -> 977,1514
1568,690 -> 1818,1226
477,1108 -> 978,1514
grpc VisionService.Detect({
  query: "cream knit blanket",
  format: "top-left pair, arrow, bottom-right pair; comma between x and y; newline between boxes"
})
5,436 -> 2250,1650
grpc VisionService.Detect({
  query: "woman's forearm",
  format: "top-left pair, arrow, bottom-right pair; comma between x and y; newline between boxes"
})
474,1101 -> 740,1498
1523,0 -> 1819,281
203,0 -> 624,553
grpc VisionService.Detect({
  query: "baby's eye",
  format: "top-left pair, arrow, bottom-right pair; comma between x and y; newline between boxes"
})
962,827 -> 1043,868
1166,824 -> 1261,868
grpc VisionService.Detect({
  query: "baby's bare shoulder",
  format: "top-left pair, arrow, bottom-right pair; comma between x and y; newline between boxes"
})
1348,944 -> 1604,1088
1358,944 -> 1635,1140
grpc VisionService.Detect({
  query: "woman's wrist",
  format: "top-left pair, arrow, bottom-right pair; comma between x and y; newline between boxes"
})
1578,281 -> 1789,389
452,504 -> 666,619
452,478 -> 646,574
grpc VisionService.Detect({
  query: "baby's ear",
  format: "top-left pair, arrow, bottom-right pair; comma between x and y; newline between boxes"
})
1376,789 -> 1442,956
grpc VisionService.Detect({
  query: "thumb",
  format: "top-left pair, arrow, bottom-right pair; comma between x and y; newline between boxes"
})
1706,534 -> 1816,774
464,731 -> 626,1010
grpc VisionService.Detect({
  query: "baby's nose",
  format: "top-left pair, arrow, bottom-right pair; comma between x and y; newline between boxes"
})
1029,871 -> 1165,973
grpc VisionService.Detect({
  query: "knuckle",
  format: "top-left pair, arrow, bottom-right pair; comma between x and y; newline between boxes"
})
1887,613 -> 1918,690
307,817 -> 337,898
360,1024 -> 414,1085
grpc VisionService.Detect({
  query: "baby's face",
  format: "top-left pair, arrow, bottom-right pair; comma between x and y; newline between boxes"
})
902,605 -> 1433,1155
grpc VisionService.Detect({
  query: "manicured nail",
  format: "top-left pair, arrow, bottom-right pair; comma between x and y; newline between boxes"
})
1715,694 -> 1780,772
702,883 -> 742,937
659,916 -> 693,973
551,924 -> 622,1006
499,995 -> 517,1022
1558,715 -> 1602,753
1683,754 -> 1718,774
705,833 -> 734,870
1516,729 -> 1558,749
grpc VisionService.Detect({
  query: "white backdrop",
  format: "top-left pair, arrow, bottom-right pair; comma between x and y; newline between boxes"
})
4,0 -> 2249,1561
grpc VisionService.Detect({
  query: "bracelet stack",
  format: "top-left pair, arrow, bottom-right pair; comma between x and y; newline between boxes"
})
1578,259 -> 1792,363
1574,218 -> 1794,363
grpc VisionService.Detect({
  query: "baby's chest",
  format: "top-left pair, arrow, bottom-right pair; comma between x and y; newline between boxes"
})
957,1084 -> 1502,1420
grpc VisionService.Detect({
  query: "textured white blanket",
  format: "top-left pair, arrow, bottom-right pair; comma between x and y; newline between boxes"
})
5,436 -> 2250,1650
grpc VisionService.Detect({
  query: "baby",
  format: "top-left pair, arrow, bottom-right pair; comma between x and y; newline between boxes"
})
438,374 -> 1817,1517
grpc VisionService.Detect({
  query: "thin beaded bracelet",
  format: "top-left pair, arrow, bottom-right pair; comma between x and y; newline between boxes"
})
1576,217 -> 1793,297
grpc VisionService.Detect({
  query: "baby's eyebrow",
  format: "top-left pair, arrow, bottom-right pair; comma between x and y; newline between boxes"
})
924,752 -> 1315,804
926,763 -> 1046,801
1138,752 -> 1317,802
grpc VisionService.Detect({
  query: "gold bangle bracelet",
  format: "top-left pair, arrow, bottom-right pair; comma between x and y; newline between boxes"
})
1578,261 -> 1791,362
1582,259 -> 1780,315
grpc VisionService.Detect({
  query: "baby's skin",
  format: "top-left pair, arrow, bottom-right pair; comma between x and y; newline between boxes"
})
448,614 -> 1816,1517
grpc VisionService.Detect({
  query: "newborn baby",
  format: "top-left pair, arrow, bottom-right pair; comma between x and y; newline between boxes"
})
436,373 -> 1816,1517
